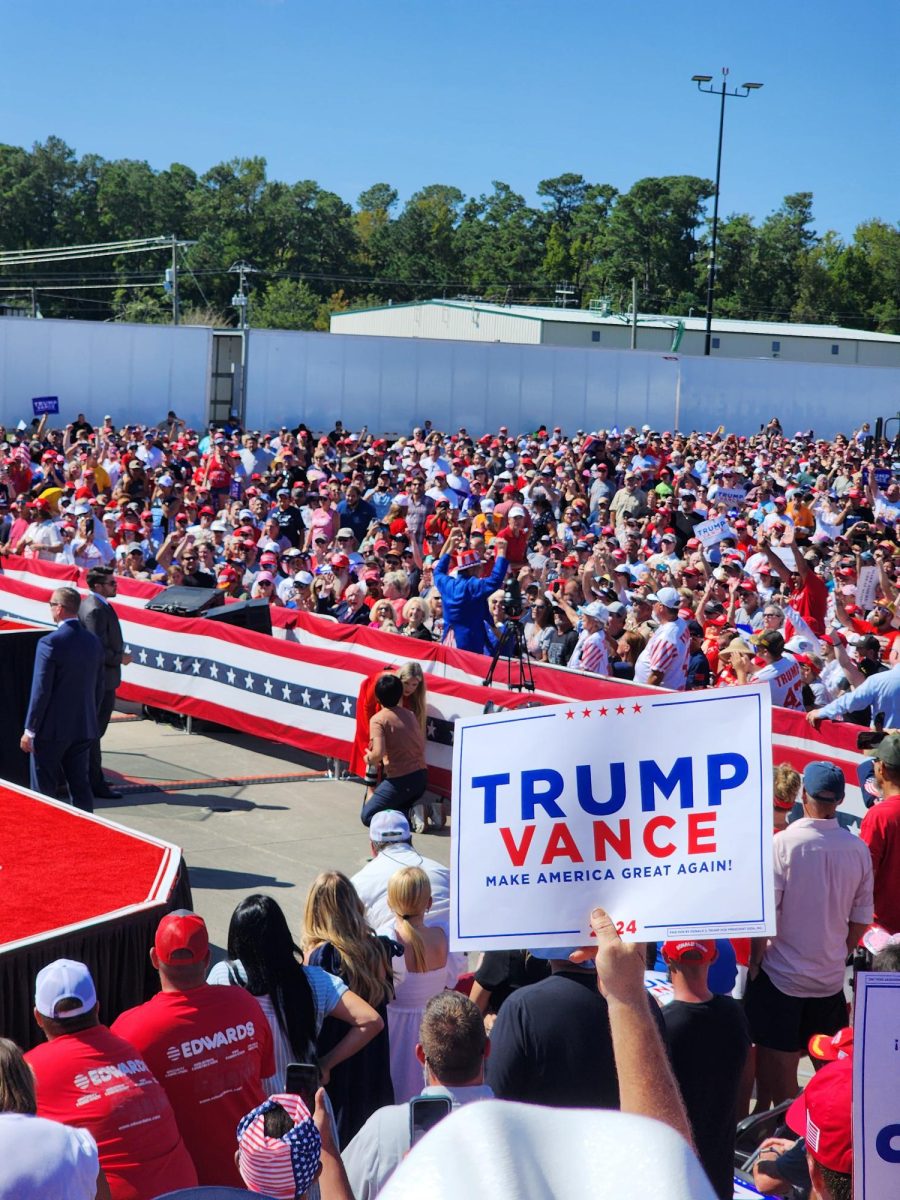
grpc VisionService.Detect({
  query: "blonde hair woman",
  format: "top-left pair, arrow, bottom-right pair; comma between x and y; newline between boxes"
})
303,871 -> 396,1142
773,763 -> 801,832
384,866 -> 454,1103
370,598 -> 400,630
402,596 -> 433,642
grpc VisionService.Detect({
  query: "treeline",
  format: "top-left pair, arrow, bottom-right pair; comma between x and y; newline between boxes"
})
0,136 -> 897,333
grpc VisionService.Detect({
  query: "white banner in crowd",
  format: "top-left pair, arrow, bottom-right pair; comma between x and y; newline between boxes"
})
449,685 -> 775,950
856,565 -> 880,612
695,515 -> 737,548
714,486 -> 746,507
853,971 -> 900,1200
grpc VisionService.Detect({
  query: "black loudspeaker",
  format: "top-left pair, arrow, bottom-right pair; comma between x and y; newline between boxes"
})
203,598 -> 273,637
145,586 -> 223,616
875,417 -> 884,443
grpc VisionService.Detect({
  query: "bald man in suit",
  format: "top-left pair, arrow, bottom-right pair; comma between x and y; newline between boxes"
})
22,587 -> 105,813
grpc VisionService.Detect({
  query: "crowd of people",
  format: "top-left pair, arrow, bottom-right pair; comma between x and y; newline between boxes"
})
4,408 -> 900,1198
3,410 -> 900,726
3,760 -> 894,1199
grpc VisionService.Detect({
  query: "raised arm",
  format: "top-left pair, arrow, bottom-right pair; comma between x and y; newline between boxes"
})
572,908 -> 693,1147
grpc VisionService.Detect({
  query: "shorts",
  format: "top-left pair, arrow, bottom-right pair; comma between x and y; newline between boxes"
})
744,966 -> 848,1053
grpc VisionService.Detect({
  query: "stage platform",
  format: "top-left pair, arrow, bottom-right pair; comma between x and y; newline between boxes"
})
0,780 -> 190,1050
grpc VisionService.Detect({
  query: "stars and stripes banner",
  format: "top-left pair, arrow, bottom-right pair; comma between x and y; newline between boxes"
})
0,556 -> 866,809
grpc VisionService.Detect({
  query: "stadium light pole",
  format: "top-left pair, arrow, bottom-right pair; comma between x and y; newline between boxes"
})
692,69 -> 763,355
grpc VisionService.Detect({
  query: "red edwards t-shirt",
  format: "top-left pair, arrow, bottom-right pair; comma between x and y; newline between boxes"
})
111,983 -> 274,1188
25,1024 -> 197,1200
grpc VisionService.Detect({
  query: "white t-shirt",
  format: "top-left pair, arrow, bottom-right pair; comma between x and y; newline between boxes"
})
633,619 -> 690,689
0,1113 -> 98,1200
750,657 -> 803,710
352,842 -> 451,935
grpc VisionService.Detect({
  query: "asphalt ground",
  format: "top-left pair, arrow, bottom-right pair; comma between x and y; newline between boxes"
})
98,711 -> 451,957
91,712 -> 817,1094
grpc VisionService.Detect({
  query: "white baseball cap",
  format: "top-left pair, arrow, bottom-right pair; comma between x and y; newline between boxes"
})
35,959 -> 97,1019
649,586 -> 682,610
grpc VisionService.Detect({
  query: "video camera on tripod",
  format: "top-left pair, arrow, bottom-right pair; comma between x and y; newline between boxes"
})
483,575 -> 535,692
501,576 -> 524,620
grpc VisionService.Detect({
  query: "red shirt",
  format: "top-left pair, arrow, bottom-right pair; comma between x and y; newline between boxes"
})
860,794 -> 900,934
26,1024 -> 196,1200
111,984 -> 274,1187
789,569 -> 827,636
497,525 -> 529,565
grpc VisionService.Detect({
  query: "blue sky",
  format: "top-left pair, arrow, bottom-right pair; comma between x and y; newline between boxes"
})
3,0 -> 898,240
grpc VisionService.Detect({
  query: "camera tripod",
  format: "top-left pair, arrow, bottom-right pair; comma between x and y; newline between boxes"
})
483,617 -> 536,692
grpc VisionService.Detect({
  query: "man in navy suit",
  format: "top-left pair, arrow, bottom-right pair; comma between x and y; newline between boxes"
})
21,587 -> 105,813
80,566 -> 131,800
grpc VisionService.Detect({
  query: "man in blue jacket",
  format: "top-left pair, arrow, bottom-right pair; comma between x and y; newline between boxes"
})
434,530 -> 508,653
21,587 -> 105,813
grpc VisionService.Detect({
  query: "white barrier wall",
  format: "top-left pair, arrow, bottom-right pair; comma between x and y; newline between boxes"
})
0,317 -> 897,437
249,329 -> 900,437
0,317 -> 211,430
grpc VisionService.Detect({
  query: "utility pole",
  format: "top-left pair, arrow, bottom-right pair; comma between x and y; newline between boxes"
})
171,234 -> 179,325
631,276 -> 638,349
692,69 -> 763,355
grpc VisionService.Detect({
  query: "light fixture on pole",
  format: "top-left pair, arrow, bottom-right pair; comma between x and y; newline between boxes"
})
229,261 -> 257,424
692,69 -> 763,355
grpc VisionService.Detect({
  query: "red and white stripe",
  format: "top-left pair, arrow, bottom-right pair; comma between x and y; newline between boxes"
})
0,557 -> 867,814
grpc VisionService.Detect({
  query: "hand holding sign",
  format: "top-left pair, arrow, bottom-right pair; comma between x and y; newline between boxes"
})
569,907 -> 646,1005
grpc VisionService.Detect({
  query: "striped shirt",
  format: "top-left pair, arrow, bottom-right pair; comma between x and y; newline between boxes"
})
569,629 -> 609,675
208,959 -> 347,1094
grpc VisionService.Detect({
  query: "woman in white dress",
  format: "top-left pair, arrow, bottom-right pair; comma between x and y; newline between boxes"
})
382,866 -> 454,1103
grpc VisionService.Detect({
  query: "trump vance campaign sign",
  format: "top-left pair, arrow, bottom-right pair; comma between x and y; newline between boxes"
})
853,971 -> 900,1200
449,684 -> 775,950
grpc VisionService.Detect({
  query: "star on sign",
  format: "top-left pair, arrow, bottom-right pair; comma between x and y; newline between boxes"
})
321,694 -> 332,710
565,710 -> 575,720
341,697 -> 352,715
226,668 -> 236,685
263,679 -> 273,695
209,663 -> 219,679
282,684 -> 292,701
192,660 -> 201,675
598,706 -> 608,716
244,674 -> 255,689
632,703 -> 642,713
615,704 -> 626,715
582,707 -> 592,718
155,653 -> 165,668
138,648 -> 147,664
301,688 -> 311,705
173,656 -> 183,672
426,720 -> 436,740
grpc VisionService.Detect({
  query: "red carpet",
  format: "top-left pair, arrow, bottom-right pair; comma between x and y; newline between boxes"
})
0,785 -> 176,948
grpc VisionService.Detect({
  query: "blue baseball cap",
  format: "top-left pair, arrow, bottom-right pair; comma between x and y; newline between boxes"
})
803,761 -> 845,803
529,946 -> 595,969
